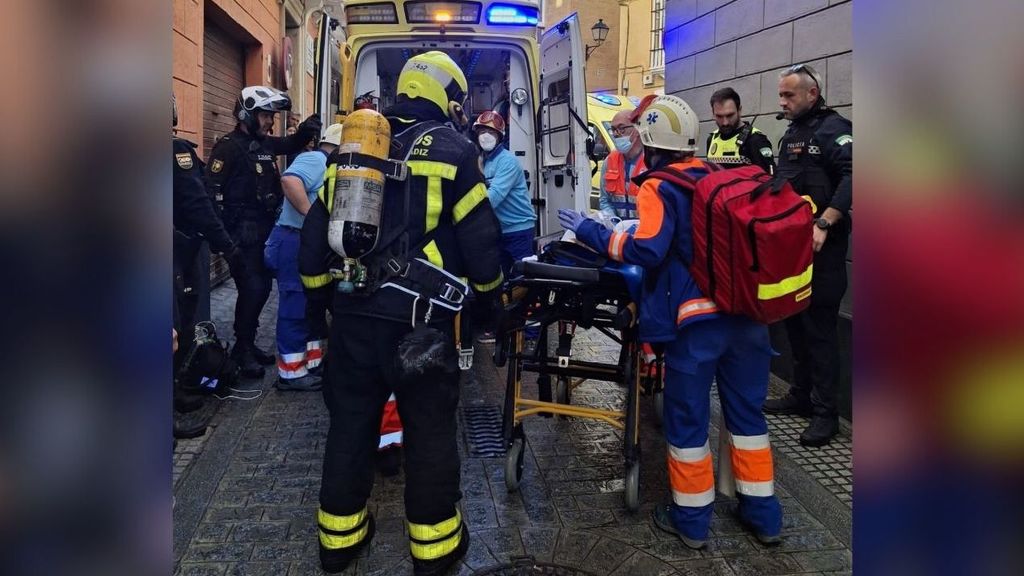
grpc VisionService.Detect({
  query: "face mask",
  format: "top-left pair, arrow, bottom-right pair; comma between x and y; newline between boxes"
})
613,135 -> 633,153
478,132 -> 498,152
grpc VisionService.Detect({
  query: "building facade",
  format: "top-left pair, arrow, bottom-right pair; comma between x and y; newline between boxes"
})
664,0 -> 854,418
543,0 -> 621,93
618,0 -> 667,98
173,0 -> 331,158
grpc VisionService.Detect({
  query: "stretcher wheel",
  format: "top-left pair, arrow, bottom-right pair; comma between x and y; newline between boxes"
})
556,377 -> 570,405
654,391 -> 664,429
505,438 -> 525,492
624,460 -> 640,512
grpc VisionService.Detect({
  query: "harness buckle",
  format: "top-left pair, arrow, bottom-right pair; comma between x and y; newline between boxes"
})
458,347 -> 474,371
439,283 -> 465,305
387,258 -> 410,277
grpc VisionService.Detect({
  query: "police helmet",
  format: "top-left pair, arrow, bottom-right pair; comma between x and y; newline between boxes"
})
234,86 -> 292,134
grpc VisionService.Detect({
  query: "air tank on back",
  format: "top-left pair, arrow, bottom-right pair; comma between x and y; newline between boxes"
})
327,108 -> 391,260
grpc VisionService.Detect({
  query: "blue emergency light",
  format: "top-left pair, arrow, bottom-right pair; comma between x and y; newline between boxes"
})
486,4 -> 539,25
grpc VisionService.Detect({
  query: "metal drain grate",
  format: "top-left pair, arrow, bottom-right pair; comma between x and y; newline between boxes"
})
473,557 -> 598,576
462,405 -> 506,457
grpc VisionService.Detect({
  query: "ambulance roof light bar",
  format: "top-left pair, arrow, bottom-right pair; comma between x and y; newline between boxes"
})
405,1 -> 482,24
486,4 -> 540,25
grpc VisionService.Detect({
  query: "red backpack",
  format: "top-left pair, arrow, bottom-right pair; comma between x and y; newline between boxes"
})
650,164 -> 814,324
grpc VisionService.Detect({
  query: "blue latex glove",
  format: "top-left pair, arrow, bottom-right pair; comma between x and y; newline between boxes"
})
558,209 -> 587,232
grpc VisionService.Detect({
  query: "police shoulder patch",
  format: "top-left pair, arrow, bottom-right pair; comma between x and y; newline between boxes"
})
760,147 -> 773,157
175,152 -> 193,170
835,135 -> 853,146
210,159 -> 223,173
709,143 -> 718,155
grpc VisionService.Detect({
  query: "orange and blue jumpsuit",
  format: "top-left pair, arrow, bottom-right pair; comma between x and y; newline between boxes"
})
574,157 -> 782,541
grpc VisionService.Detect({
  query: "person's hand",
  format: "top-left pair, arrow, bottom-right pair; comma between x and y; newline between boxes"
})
812,226 -> 828,252
558,209 -> 587,233
224,246 -> 247,278
296,114 -> 323,143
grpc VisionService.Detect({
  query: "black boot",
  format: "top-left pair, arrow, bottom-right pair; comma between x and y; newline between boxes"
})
799,415 -> 839,447
250,344 -> 276,366
231,343 -> 265,379
319,514 -> 375,574
173,400 -> 215,439
762,393 -> 812,417
275,373 -> 323,392
412,524 -> 469,576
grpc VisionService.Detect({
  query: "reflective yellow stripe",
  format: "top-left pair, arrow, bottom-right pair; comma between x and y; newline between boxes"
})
319,523 -> 370,550
319,164 -> 337,209
422,240 -> 444,268
302,273 -> 333,289
318,508 -> 366,532
757,264 -> 813,300
425,177 -> 443,232
407,160 -> 458,180
453,183 -> 489,224
801,195 -> 818,214
407,510 -> 461,542
409,527 -> 463,560
472,272 -> 504,293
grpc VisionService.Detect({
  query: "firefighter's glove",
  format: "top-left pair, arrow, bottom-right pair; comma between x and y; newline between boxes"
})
297,114 -> 323,145
224,246 -> 247,279
558,209 -> 588,233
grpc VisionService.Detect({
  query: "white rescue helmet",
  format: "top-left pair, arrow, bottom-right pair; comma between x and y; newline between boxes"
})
235,86 -> 292,133
636,95 -> 700,153
320,123 -> 344,146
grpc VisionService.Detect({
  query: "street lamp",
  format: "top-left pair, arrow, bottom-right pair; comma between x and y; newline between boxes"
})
585,19 -> 610,60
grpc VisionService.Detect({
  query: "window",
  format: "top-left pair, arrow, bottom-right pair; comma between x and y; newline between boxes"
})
650,0 -> 665,70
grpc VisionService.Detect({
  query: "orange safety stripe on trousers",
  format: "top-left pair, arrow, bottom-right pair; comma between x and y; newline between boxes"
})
731,446 -> 774,483
667,452 -> 714,495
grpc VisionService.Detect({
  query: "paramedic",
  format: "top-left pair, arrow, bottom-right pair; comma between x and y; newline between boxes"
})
558,95 -> 782,549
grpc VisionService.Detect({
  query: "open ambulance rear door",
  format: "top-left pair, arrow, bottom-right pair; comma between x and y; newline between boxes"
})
536,12 -> 590,237
313,13 -> 333,125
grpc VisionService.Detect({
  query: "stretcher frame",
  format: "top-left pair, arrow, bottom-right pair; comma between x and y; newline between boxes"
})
494,263 -> 645,511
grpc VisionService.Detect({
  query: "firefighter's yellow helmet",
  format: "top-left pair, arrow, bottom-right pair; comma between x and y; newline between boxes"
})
397,51 -> 468,116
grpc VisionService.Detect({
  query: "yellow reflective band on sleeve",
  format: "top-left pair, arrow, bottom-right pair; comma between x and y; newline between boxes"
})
453,183 -> 489,224
757,264 -> 813,300
319,523 -> 370,550
801,195 -> 818,215
422,240 -> 444,268
318,508 -> 367,532
407,510 -> 461,543
407,160 -> 458,180
425,177 -> 443,232
472,272 -> 504,293
302,273 -> 333,289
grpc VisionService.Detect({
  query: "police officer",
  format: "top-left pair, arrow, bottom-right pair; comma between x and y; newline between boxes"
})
204,86 -> 321,378
172,93 -> 244,438
559,95 -> 782,549
706,87 -> 775,173
763,64 -> 852,447
299,51 -> 502,575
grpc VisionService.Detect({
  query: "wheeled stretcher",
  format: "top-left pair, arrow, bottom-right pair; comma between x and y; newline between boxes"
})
493,241 -> 662,511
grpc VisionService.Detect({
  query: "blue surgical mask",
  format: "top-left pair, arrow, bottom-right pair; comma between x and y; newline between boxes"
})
613,136 -> 633,153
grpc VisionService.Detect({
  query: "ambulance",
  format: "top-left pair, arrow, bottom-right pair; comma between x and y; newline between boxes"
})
313,0 -> 593,237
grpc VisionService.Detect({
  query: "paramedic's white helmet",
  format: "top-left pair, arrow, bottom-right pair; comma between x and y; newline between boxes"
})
636,95 -> 700,153
320,123 -> 344,146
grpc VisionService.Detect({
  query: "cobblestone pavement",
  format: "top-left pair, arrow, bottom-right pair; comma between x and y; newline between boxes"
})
174,284 -> 852,575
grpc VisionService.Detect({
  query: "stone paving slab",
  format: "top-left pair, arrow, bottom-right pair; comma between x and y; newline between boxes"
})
174,287 -> 852,575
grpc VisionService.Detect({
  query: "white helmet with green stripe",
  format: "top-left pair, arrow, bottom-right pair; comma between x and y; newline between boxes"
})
637,95 -> 700,153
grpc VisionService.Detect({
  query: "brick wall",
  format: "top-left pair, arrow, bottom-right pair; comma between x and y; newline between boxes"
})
173,0 -> 285,149
664,0 -> 852,155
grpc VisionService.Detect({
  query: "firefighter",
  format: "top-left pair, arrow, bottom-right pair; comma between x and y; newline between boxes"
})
763,64 -> 852,447
558,95 -> 783,549
299,51 -> 502,575
204,86 -> 321,378
172,93 -> 244,438
705,87 -> 776,174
